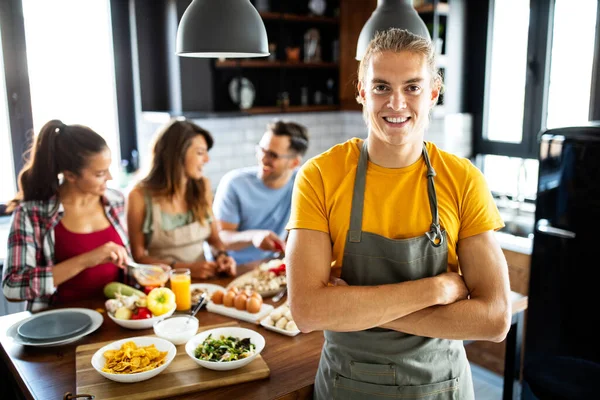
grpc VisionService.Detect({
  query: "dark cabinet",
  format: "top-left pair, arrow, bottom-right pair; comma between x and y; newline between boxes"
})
210,0 -> 341,114
131,0 -> 465,116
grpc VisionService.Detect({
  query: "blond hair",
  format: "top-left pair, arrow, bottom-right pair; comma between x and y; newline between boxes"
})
356,28 -> 444,107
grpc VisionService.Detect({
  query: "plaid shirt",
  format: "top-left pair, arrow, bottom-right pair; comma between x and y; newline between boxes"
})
2,188 -> 133,311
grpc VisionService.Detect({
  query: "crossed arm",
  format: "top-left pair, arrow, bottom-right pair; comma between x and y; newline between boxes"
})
286,229 -> 511,343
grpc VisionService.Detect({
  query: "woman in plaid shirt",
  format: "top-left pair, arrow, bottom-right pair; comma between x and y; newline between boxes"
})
2,120 -> 132,311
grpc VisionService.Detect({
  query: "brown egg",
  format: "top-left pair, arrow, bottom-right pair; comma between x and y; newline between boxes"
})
229,286 -> 240,295
223,290 -> 236,307
234,293 -> 248,311
247,296 -> 263,314
211,290 -> 224,305
250,291 -> 262,301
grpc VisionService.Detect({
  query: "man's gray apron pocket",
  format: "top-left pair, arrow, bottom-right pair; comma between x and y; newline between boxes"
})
334,373 -> 459,399
350,361 -> 396,385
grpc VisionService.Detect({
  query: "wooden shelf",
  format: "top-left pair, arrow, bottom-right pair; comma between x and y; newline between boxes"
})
259,12 -> 339,24
244,105 -> 339,115
416,3 -> 449,16
215,60 -> 339,69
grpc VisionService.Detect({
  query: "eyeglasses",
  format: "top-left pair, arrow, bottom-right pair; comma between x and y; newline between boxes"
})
255,145 -> 296,161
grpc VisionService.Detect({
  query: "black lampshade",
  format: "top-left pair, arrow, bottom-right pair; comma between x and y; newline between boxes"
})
356,0 -> 430,60
176,0 -> 269,58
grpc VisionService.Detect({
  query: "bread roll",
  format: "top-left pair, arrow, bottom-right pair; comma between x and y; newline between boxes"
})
285,320 -> 298,331
275,317 -> 288,329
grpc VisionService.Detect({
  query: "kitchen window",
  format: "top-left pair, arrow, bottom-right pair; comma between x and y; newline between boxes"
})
0,28 -> 16,205
22,0 -> 121,181
0,0 -> 136,208
476,0 -> 599,201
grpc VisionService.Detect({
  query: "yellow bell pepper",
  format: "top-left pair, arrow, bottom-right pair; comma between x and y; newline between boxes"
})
147,287 -> 176,316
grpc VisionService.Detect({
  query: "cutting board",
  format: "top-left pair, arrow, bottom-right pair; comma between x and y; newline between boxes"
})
75,322 -> 270,400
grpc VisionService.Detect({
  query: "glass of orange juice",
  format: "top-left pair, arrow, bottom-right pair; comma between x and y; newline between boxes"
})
169,268 -> 191,311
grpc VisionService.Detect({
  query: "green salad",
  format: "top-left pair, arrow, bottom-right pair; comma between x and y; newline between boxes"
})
194,334 -> 255,362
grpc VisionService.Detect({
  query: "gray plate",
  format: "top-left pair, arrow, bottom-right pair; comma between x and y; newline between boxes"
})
17,311 -> 92,340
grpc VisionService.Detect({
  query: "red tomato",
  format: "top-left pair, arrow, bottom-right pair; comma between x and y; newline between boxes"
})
131,307 -> 153,320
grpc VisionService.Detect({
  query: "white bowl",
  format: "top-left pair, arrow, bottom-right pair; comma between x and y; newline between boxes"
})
153,315 -> 199,345
185,327 -> 265,371
91,336 -> 176,383
107,305 -> 176,330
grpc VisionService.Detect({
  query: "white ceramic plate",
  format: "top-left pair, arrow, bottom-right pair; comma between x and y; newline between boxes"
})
259,303 -> 300,337
107,304 -> 176,330
185,327 -> 265,371
91,336 -> 176,383
7,308 -> 103,347
226,266 -> 286,298
259,318 -> 300,337
206,302 -> 273,324
190,283 -> 226,304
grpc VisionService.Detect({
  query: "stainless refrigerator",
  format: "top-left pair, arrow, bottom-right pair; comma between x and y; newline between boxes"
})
522,122 -> 600,399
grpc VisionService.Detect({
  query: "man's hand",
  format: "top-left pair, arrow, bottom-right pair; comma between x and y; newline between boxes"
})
252,230 -> 286,252
434,272 -> 470,305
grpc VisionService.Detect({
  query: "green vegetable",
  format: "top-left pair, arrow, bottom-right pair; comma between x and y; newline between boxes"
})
194,334 -> 255,362
103,282 -> 145,299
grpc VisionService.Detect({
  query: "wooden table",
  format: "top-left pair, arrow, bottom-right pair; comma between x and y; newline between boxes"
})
0,265 -> 323,400
0,267 -> 528,400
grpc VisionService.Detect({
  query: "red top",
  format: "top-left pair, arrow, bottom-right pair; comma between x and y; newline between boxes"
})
54,221 -> 123,303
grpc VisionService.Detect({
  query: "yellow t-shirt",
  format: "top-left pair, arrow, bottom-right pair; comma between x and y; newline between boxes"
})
286,138 -> 504,275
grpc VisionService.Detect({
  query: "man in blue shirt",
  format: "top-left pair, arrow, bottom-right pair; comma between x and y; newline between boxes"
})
213,120 -> 310,265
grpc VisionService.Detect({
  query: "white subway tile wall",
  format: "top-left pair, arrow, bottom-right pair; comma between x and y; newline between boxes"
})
136,111 -> 472,192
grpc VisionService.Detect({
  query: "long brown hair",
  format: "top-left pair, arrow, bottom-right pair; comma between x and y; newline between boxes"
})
139,119 -> 214,225
7,119 -> 108,212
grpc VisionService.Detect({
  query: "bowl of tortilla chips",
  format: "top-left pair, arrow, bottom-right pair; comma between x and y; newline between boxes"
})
91,336 -> 176,383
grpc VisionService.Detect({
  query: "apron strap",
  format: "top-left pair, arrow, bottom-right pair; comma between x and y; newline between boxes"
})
348,141 -> 369,242
422,143 -> 444,247
349,140 -> 443,246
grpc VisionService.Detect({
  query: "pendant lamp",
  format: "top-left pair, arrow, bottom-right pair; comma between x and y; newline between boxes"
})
356,0 -> 430,60
176,0 -> 269,58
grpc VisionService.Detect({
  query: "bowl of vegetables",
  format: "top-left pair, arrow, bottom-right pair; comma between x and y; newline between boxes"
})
185,327 -> 265,371
105,286 -> 177,330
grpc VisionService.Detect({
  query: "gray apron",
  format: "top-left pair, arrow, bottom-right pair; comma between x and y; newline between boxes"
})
314,141 -> 474,399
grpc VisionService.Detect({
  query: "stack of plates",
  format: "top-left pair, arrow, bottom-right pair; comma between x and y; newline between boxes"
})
7,308 -> 103,347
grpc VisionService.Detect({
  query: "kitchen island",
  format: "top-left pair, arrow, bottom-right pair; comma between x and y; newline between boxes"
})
0,265 -> 323,400
0,264 -> 527,400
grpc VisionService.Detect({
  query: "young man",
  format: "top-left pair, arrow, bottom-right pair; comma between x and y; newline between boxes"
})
213,120 -> 309,265
286,29 -> 511,399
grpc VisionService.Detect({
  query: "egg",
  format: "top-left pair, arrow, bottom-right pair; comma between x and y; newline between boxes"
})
283,309 -> 293,321
247,296 -> 263,313
251,291 -> 262,301
211,290 -> 224,304
234,293 -> 248,311
270,309 -> 283,321
285,320 -> 298,331
275,317 -> 288,329
262,316 -> 274,326
223,290 -> 236,307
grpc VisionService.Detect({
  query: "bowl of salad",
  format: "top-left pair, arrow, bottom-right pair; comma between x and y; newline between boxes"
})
185,327 -> 265,371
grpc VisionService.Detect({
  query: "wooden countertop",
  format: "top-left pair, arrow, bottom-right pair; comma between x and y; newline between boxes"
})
0,265 -> 323,400
0,265 -> 528,400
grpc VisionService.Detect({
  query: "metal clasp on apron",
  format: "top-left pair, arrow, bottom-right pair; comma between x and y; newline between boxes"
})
426,224 -> 444,247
